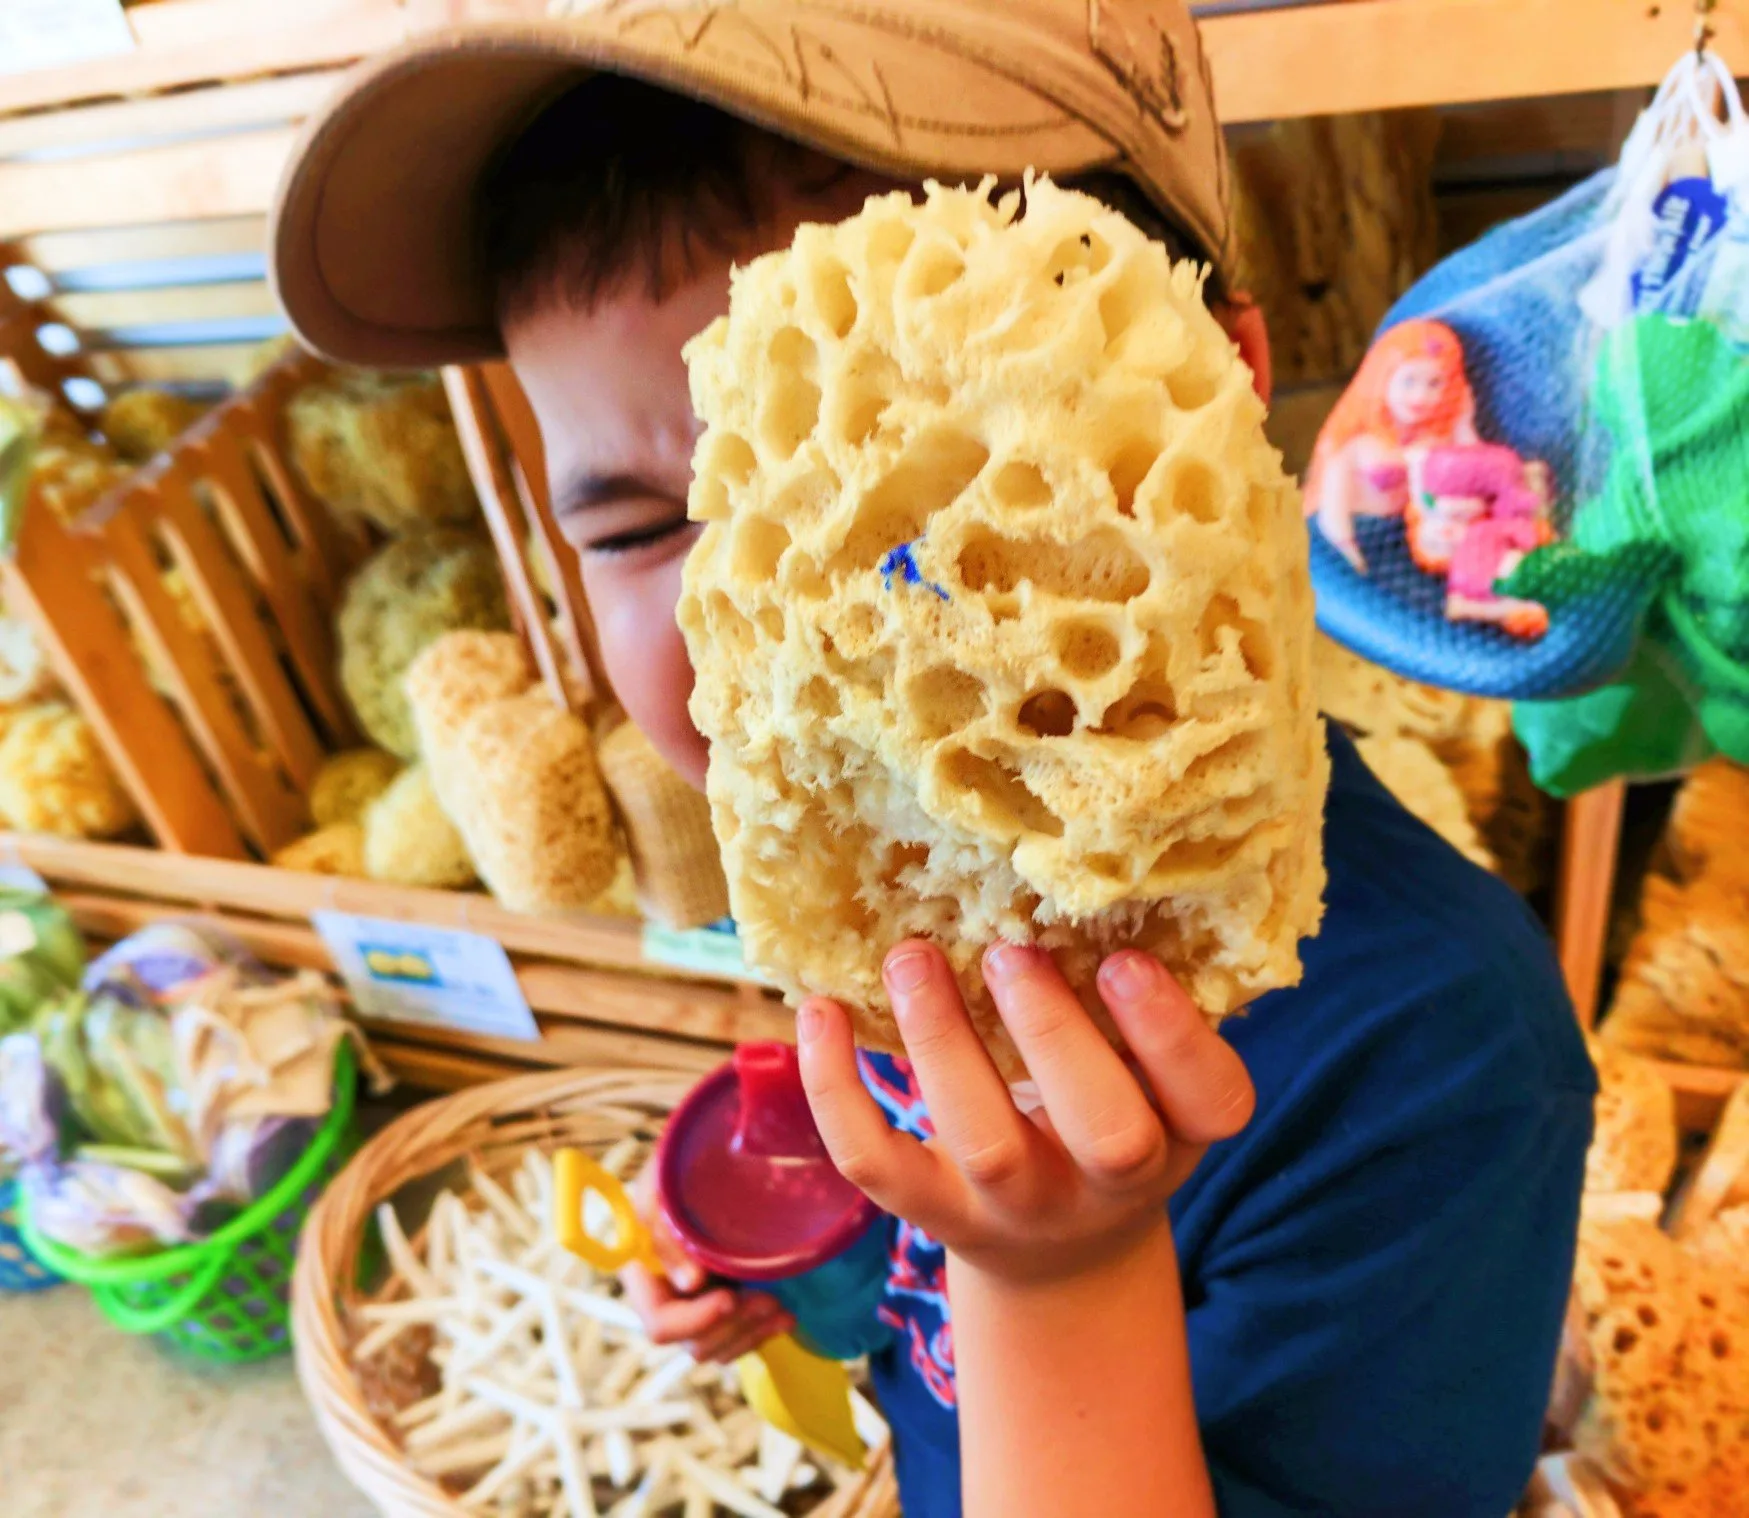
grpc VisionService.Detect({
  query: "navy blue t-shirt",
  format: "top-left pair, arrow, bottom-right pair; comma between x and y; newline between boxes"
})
857,727 -> 1595,1517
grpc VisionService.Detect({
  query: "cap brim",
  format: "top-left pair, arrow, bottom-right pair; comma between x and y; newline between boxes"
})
271,19 -> 1122,368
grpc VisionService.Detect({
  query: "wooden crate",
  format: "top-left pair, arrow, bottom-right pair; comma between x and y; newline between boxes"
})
3,350 -> 368,857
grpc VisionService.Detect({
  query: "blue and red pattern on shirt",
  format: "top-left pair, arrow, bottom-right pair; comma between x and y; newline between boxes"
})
858,1051 -> 958,1409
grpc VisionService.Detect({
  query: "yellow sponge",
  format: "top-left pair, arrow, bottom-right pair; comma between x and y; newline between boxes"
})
596,718 -> 728,929
679,177 -> 1326,1066
444,693 -> 617,912
0,703 -> 137,839
361,764 -> 476,889
309,748 -> 402,828
405,632 -> 617,913
273,821 -> 367,877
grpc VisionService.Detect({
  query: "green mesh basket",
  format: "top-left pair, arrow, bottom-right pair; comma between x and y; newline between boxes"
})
0,1177 -> 60,1291
19,1043 -> 357,1362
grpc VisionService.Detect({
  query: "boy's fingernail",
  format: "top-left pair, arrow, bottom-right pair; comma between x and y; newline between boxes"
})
984,942 -> 1042,984
796,1001 -> 826,1043
884,948 -> 934,994
1100,951 -> 1159,1000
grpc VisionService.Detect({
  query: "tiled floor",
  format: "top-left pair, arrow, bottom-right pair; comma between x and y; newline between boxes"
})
1,1284 -> 373,1518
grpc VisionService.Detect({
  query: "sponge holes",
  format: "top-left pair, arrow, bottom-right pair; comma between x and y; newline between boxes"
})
907,664 -> 988,740
903,239 -> 967,300
730,514 -> 791,581
938,747 -> 1065,840
990,460 -> 1053,511
1017,688 -> 1078,738
702,590 -> 758,656
809,256 -> 858,339
1105,436 -> 1162,518
1198,595 -> 1274,682
693,432 -> 757,520
1097,680 -> 1178,741
957,527 -> 1150,604
759,327 -> 822,460
1054,620 -> 1122,680
1046,230 -> 1113,289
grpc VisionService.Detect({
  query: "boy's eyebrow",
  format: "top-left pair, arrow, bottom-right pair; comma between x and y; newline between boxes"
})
550,471 -> 675,515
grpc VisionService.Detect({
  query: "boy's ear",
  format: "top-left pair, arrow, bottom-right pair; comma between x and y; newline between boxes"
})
1216,297 -> 1272,408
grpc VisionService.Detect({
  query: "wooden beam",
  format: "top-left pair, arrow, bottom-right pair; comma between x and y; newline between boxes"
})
0,129 -> 297,238
0,0 -> 410,116
18,218 -> 266,277
1556,780 -> 1627,1029
3,834 -> 766,989
1203,0 -> 1748,123
0,72 -> 340,161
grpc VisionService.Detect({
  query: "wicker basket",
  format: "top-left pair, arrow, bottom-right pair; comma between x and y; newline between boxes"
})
292,1065 -> 900,1518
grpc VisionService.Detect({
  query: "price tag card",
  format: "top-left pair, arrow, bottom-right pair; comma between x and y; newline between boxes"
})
641,918 -> 769,985
0,0 -> 136,77
313,911 -> 539,1042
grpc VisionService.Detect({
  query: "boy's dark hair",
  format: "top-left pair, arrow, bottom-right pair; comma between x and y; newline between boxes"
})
480,73 -> 1210,323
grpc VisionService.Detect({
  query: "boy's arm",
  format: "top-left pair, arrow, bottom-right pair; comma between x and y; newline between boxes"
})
952,1220 -> 1208,1518
798,939 -> 1253,1518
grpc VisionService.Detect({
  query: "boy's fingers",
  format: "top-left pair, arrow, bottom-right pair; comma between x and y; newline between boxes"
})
1098,952 -> 1256,1146
621,1265 -> 735,1344
634,1163 -> 704,1292
984,943 -> 1167,1190
691,1299 -> 795,1365
796,995 -> 959,1230
883,941 -> 1029,1188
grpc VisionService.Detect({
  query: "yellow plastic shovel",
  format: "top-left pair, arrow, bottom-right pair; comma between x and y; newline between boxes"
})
554,1147 -> 867,1469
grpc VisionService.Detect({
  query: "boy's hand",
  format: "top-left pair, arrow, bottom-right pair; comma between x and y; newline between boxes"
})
795,940 -> 1254,1286
617,1162 -> 795,1362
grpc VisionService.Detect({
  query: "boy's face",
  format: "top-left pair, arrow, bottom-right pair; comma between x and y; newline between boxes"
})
505,169 -> 889,791
505,170 -> 1268,794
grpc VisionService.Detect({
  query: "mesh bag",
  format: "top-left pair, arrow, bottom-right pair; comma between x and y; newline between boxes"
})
1308,53 -> 1749,795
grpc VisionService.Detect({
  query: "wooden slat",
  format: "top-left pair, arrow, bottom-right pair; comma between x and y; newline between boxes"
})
0,0 -> 413,115
1556,780 -> 1627,1030
0,73 -> 340,162
1651,1060 -> 1745,1136
88,341 -> 272,390
49,280 -> 278,332
443,364 -> 571,707
100,490 -> 309,850
481,361 -> 610,707
0,512 -> 245,857
0,128 -> 297,238
372,1038 -> 539,1091
18,217 -> 266,276
192,413 -> 359,743
59,889 -> 788,1045
3,834 -> 765,988
154,467 -> 330,791
1203,0 -> 1749,123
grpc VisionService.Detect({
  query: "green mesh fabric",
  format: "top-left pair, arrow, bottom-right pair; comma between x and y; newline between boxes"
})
1508,314 -> 1749,794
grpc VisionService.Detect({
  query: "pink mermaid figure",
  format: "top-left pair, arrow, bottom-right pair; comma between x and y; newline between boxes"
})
1305,319 -> 1479,572
1409,443 -> 1556,641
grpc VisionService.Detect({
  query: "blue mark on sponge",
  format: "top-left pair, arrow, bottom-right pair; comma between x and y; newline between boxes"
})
880,540 -> 950,601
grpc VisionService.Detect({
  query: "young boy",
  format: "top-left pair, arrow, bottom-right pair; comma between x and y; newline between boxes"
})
271,5 -> 1596,1513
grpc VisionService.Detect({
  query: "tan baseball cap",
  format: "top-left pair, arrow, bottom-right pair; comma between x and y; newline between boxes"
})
270,0 -> 1233,367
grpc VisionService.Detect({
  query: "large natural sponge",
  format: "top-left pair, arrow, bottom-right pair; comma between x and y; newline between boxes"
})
286,370 -> 478,534
680,178 -> 1328,1063
337,531 -> 512,758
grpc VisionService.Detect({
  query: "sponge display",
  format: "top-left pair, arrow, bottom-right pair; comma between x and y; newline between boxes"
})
680,178 -> 1327,1065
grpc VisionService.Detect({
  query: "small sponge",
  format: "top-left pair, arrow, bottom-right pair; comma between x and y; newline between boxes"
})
680,177 -> 1327,1066
309,748 -> 403,828
273,821 -> 367,877
337,531 -> 512,759
444,694 -> 618,913
362,764 -> 476,889
596,717 -> 729,929
405,632 -> 618,913
0,703 -> 137,839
